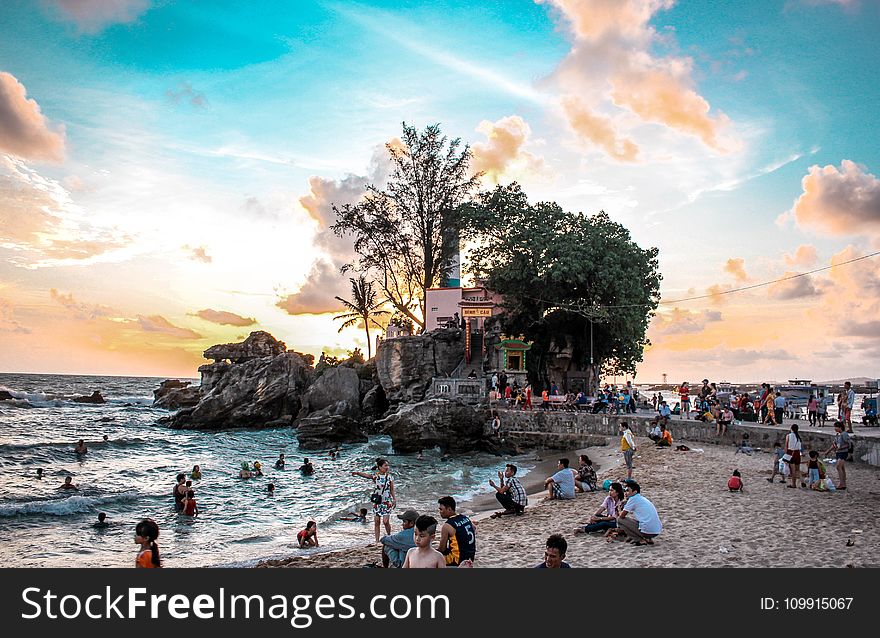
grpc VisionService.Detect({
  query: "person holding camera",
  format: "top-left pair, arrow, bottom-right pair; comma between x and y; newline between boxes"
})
352,457 -> 396,542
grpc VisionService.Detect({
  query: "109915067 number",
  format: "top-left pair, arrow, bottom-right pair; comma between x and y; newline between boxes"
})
784,597 -> 853,610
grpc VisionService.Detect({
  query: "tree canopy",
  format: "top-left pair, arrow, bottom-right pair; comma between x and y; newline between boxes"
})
458,183 -> 661,389
331,123 -> 481,330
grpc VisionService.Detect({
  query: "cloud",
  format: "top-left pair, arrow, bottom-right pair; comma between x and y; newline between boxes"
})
706,283 -> 732,305
560,97 -> 639,161
845,320 -> 880,338
788,160 -> 880,235
135,315 -> 202,339
472,115 -> 546,181
0,72 -> 66,162
183,245 -> 212,263
0,157 -> 129,265
49,288 -> 116,319
192,309 -> 256,327
538,0 -> 734,155
767,273 -> 822,300
650,307 -> 722,335
723,258 -> 748,282
276,261 -> 347,315
0,298 -> 30,334
165,82 -> 208,108
42,0 -> 152,33
784,244 -> 818,267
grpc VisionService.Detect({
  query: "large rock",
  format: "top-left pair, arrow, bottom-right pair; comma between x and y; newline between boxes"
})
153,379 -> 201,410
361,384 -> 387,417
296,413 -> 368,449
73,391 -> 106,404
376,398 -> 488,453
0,390 -> 13,401
204,331 -> 287,364
299,366 -> 361,418
375,328 -> 464,404
170,351 -> 312,430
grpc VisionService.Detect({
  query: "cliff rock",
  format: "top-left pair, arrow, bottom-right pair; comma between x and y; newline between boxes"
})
375,398 -> 488,453
296,412 -> 368,449
375,328 -> 464,404
153,379 -> 201,410
299,366 -> 361,419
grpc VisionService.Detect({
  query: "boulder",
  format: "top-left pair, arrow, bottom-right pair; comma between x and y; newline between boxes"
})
361,384 -> 387,417
376,398 -> 488,453
375,328 -> 464,404
296,413 -> 368,449
153,379 -> 201,410
73,391 -> 106,404
299,366 -> 361,419
0,390 -> 13,401
203,330 -> 287,364
170,351 -> 312,430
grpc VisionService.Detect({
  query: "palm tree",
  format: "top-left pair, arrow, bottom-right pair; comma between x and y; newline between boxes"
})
333,276 -> 390,359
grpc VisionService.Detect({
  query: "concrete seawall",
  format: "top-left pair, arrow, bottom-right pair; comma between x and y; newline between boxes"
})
496,409 -> 880,467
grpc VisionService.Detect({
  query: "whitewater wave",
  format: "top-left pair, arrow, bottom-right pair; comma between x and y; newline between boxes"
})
0,492 -> 141,518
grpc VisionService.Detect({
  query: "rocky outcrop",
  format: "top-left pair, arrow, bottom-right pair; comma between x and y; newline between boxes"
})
376,398 -> 489,453
375,328 -> 464,404
153,380 -> 201,410
0,390 -> 13,401
296,413 -> 368,449
170,351 -> 313,430
73,391 -> 106,404
361,384 -> 387,417
204,330 -> 287,365
299,366 -> 361,419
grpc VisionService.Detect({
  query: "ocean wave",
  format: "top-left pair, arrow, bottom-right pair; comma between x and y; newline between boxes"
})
0,491 -> 140,518
0,437 -> 149,452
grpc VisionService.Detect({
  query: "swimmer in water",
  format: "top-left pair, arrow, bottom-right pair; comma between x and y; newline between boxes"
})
59,476 -> 78,490
300,458 -> 315,475
267,483 -> 275,495
274,453 -> 285,469
74,439 -> 88,455
94,512 -> 109,528
297,521 -> 319,548
190,464 -> 201,480
102,435 -> 109,443
339,507 -> 369,522
253,461 -> 263,477
36,468 -> 44,480
239,462 -> 253,479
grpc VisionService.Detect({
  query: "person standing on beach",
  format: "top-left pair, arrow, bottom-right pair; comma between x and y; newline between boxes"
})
808,395 -> 819,427
620,421 -> 637,480
764,388 -> 778,425
678,382 -> 690,419
488,463 -> 527,515
825,422 -> 850,490
774,391 -> 786,425
784,424 -> 802,488
844,381 -> 855,432
437,496 -> 476,567
352,458 -> 396,542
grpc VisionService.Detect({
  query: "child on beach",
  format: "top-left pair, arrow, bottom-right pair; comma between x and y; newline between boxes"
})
134,519 -> 161,568
403,515 -> 446,569
297,521 -> 318,548
182,489 -> 199,516
767,441 -> 786,483
804,451 -> 826,490
727,469 -> 744,492
339,507 -> 369,522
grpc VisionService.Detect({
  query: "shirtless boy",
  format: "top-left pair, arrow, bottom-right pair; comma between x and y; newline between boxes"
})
403,515 -> 446,569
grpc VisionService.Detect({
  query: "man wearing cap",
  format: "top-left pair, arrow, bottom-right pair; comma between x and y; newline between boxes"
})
380,509 -> 418,568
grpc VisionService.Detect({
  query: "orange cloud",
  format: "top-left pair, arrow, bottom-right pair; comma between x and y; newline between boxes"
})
706,284 -> 732,305
784,244 -> 818,267
472,115 -> 546,181
50,288 -> 116,319
723,258 -> 748,282
136,315 -> 202,339
560,97 -> 639,161
183,245 -> 212,263
276,262 -> 346,315
192,309 -> 256,327
0,297 -> 30,334
650,307 -> 722,336
789,160 -> 880,234
0,72 -> 65,162
42,0 -> 152,33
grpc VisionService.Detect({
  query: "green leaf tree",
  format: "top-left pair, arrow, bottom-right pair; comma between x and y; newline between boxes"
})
331,123 -> 481,330
333,275 -> 390,360
458,183 -> 661,393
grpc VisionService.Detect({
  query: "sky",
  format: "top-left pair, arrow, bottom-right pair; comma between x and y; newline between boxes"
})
0,0 -> 878,382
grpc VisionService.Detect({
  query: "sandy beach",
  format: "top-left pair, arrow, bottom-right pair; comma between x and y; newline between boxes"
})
258,435 -> 880,568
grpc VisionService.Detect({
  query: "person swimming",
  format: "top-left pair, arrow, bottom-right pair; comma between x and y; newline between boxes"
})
239,462 -> 253,479
74,439 -> 88,455
300,458 -> 315,475
274,453 -> 286,469
59,476 -> 78,490
36,468 -> 44,480
94,512 -> 109,528
253,461 -> 263,477
267,483 -> 276,494
190,464 -> 202,480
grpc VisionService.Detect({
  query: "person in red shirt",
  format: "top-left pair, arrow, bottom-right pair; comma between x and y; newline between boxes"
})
297,521 -> 319,548
727,469 -> 744,492
678,382 -> 690,419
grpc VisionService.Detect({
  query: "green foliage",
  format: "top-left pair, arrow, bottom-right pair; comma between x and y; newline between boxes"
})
333,275 -> 389,360
331,122 -> 481,329
458,183 -> 661,386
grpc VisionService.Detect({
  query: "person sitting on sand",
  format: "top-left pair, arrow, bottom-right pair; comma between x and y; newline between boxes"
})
94,512 -> 110,528
648,419 -> 662,442
574,455 -> 598,492
614,481 -> 661,546
535,534 -> 571,568
575,481 -> 625,535
403,515 -> 446,569
190,464 -> 201,480
656,424 -> 673,447
728,469 -> 744,492
299,458 -> 315,475
253,461 -> 263,477
297,521 -> 319,548
239,462 -> 253,479
340,507 -> 369,522
274,453 -> 286,469
59,475 -> 78,490
74,439 -> 88,455
544,458 -> 576,500
182,489 -> 199,516
380,509 -> 418,568
488,463 -> 527,516
437,496 -> 476,566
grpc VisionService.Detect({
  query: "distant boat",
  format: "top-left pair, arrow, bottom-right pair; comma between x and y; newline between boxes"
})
776,379 -> 832,410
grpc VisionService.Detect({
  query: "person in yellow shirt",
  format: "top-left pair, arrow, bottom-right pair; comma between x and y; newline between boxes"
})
620,421 -> 637,480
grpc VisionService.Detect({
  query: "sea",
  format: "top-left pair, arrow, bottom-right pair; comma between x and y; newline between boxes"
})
0,373 -> 542,568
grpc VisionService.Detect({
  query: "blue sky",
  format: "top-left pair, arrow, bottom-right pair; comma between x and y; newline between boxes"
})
1,0 -> 878,380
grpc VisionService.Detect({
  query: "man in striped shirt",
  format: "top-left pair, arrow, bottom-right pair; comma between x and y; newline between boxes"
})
488,463 -> 528,516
